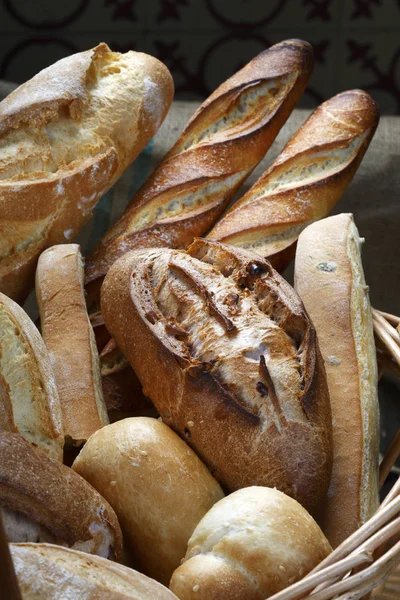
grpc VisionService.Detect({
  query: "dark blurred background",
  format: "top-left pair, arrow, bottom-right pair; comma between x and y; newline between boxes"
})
0,0 -> 399,113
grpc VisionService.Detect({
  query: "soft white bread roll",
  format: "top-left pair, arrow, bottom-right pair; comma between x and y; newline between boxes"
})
36,244 -> 108,446
170,486 -> 332,600
0,292 -> 63,462
294,214 -> 380,548
0,42 -> 174,302
0,431 -> 123,560
11,543 -> 179,599
72,417 -> 224,585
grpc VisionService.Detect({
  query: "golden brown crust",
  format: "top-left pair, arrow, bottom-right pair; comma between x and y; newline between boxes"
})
100,239 -> 332,517
294,213 -> 380,547
170,487 -> 332,600
0,43 -> 174,303
0,431 -> 123,560
85,39 -> 314,298
36,244 -> 108,446
0,292 -> 63,462
72,417 -> 224,585
208,90 -> 379,271
11,543 -> 178,599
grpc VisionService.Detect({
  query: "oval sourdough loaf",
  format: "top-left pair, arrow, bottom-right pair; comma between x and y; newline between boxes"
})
100,239 -> 333,517
170,486 -> 332,600
0,431 -> 123,560
294,213 -> 380,548
0,42 -> 174,302
85,39 -> 314,301
208,90 -> 379,271
72,417 -> 224,586
11,543 -> 179,599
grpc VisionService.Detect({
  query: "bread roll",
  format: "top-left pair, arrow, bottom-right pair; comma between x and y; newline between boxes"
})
294,213 -> 380,548
208,90 -> 379,272
0,431 -> 122,560
0,292 -> 63,462
170,486 -> 332,600
72,417 -> 224,585
36,244 -> 108,446
100,239 -> 332,516
85,39 -> 313,302
11,543 -> 178,599
0,42 -> 173,302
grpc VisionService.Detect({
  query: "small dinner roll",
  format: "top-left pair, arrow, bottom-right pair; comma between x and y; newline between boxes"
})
72,417 -> 224,585
170,486 -> 332,600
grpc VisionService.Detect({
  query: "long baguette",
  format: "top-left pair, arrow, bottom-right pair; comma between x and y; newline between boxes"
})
294,213 -> 380,548
36,244 -> 108,446
0,43 -> 173,302
0,292 -> 63,462
85,39 -> 314,301
208,90 -> 379,271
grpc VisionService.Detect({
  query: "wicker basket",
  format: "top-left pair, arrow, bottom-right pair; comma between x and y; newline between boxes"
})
268,309 -> 400,600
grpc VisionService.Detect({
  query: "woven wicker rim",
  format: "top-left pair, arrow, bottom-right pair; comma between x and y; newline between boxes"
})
268,309 -> 400,600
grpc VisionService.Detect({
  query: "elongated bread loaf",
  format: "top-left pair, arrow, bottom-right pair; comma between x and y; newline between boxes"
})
36,244 -> 108,446
85,39 -> 314,301
11,543 -> 179,599
0,42 -> 173,302
0,292 -> 63,462
170,487 -> 331,600
294,214 -> 380,548
208,90 -> 379,271
100,239 -> 332,516
0,431 -> 122,560
73,417 -> 224,585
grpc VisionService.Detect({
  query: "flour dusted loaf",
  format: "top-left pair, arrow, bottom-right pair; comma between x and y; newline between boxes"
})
11,543 -> 178,599
208,90 -> 379,271
0,292 -> 63,462
72,417 -> 224,585
85,39 -> 313,301
36,244 -> 108,446
0,43 -> 173,302
100,239 -> 333,516
0,431 -> 122,560
170,487 -> 332,600
294,214 -> 380,548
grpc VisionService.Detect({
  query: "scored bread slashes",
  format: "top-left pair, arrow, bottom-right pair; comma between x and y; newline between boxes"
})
101,238 -> 333,517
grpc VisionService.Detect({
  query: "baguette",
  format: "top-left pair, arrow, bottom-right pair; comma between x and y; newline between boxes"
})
85,39 -> 314,301
0,431 -> 122,560
170,487 -> 331,600
0,292 -> 63,462
100,239 -> 333,516
208,90 -> 379,271
0,42 -> 173,302
36,244 -> 108,446
11,543 -> 179,599
294,213 -> 380,547
72,417 -> 224,585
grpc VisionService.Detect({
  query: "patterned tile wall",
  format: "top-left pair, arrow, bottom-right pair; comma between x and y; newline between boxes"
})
0,0 -> 399,113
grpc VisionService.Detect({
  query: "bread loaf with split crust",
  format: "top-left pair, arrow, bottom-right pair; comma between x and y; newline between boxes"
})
85,39 -> 314,301
0,42 -> 173,302
100,239 -> 333,517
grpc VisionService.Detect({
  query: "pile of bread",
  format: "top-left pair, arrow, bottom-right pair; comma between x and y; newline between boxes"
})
0,40 -> 381,599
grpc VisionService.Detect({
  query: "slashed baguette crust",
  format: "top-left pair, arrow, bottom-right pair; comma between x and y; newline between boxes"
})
72,417 -> 224,585
0,292 -> 63,462
11,543 -> 179,600
170,487 -> 332,600
208,90 -> 379,271
294,214 -> 380,548
0,431 -> 123,560
85,39 -> 314,299
100,239 -> 333,516
0,42 -> 174,302
36,244 -> 108,446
